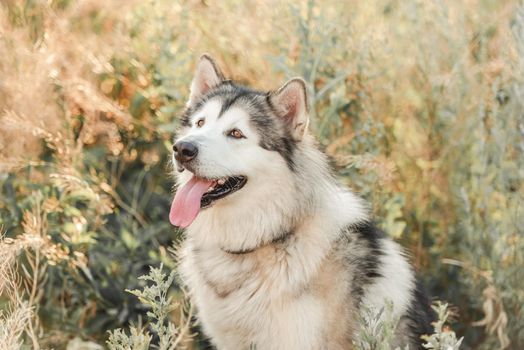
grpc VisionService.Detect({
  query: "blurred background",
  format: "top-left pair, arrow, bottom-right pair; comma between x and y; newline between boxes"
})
0,0 -> 522,349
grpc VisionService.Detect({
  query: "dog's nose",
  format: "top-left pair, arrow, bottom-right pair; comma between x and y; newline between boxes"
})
173,141 -> 198,163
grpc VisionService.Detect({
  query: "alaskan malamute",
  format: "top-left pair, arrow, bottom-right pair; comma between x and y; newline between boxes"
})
171,55 -> 435,349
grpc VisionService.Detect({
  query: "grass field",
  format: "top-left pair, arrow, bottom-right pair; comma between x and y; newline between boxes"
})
0,0 -> 522,349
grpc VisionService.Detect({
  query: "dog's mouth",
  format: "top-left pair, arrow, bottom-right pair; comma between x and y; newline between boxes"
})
169,175 -> 247,228
201,176 -> 247,209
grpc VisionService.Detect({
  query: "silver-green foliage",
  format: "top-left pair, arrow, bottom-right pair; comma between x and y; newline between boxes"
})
107,265 -> 190,350
355,301 -> 462,350
353,301 -> 407,350
107,328 -> 151,350
422,302 -> 463,350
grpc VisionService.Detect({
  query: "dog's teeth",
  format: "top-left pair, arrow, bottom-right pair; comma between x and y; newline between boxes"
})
218,179 -> 226,185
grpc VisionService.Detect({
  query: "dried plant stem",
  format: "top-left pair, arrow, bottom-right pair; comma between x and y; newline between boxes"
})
26,249 -> 41,350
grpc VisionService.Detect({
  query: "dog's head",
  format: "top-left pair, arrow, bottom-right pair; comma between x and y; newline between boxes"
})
170,55 -> 310,228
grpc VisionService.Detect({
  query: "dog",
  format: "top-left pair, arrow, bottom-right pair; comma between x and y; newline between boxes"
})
170,54 -> 435,349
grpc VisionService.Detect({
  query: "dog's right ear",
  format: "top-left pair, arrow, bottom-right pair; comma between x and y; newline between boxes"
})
188,54 -> 224,106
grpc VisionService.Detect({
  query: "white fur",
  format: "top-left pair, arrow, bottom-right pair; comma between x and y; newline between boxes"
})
174,96 -> 417,349
362,240 -> 415,317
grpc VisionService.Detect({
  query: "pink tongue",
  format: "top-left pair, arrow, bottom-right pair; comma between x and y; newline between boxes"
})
169,177 -> 215,228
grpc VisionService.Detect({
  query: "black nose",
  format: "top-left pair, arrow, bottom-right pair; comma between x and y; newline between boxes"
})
173,141 -> 198,163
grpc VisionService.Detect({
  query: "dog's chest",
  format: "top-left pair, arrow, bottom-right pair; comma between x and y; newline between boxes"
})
179,242 -> 355,349
182,244 -> 283,300
181,244 -> 304,326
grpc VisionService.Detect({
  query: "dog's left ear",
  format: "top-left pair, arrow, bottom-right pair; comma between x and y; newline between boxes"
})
188,54 -> 224,106
269,78 -> 309,141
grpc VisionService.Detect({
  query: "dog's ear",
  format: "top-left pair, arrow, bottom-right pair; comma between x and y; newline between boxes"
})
269,78 -> 309,141
188,54 -> 224,106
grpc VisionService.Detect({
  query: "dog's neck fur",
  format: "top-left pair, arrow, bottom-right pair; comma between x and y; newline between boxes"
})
220,229 -> 293,255
186,134 -> 368,254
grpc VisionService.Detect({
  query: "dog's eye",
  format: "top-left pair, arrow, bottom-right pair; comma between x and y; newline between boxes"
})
196,118 -> 205,128
228,129 -> 245,139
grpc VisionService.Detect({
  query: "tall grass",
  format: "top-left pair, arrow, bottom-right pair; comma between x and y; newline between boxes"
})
0,0 -> 522,349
